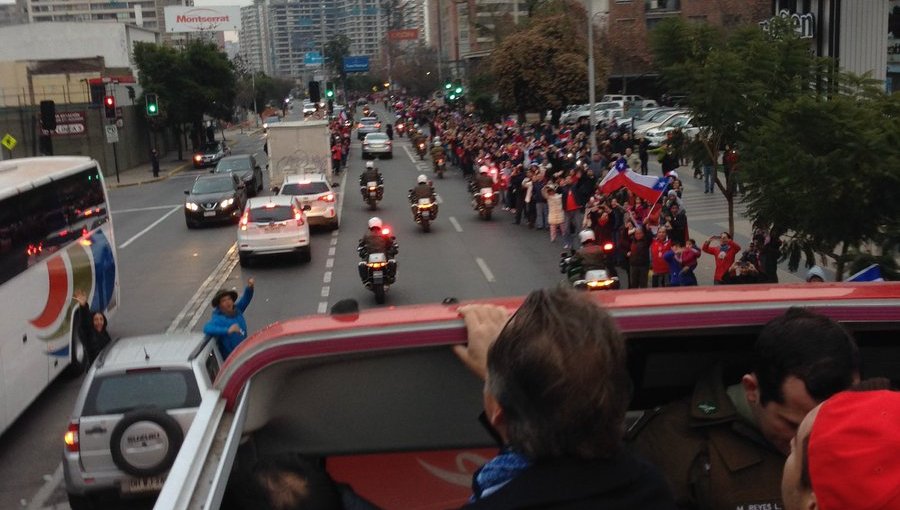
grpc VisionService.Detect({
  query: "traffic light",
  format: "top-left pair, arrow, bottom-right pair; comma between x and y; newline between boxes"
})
324,82 -> 334,99
443,82 -> 452,92
40,100 -> 56,130
146,93 -> 159,116
308,81 -> 321,103
103,96 -> 116,119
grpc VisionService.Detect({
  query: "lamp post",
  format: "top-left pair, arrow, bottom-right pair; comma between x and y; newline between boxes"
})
586,4 -> 606,155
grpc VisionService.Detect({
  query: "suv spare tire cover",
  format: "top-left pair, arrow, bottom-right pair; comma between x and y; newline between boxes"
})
110,409 -> 184,477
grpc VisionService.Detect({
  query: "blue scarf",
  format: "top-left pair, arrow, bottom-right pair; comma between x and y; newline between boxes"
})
470,448 -> 532,501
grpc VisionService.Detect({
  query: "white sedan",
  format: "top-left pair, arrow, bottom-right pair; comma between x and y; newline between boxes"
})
645,115 -> 700,147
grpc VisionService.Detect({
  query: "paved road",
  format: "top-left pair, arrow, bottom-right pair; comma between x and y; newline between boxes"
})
0,104 -> 806,510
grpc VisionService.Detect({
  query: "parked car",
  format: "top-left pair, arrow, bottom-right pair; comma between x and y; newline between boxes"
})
617,107 -> 666,131
561,102 -> 622,124
276,173 -> 340,230
633,109 -> 690,137
302,102 -> 317,116
362,132 -> 393,159
192,141 -> 230,169
184,173 -> 247,229
356,117 -> 381,140
63,333 -> 221,509
238,195 -> 311,266
214,154 -> 264,197
645,115 -> 700,147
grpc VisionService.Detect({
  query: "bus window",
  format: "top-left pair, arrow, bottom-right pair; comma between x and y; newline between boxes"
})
0,196 -> 26,285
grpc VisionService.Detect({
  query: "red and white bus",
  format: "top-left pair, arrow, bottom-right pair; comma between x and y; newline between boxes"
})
0,157 -> 119,435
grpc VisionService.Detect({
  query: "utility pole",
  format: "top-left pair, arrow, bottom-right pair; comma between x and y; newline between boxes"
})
586,0 -> 597,155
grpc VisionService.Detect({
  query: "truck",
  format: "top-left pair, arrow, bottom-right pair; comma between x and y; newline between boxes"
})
265,119 -> 333,188
152,284 -> 900,510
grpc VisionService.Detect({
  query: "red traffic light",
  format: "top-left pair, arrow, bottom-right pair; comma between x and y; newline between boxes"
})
104,96 -> 115,107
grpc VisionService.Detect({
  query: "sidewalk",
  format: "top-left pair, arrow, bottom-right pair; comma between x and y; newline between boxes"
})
106,127 -> 263,189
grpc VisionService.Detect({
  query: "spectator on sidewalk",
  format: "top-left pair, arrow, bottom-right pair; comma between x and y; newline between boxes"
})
150,148 -> 160,178
651,227 -> 672,288
627,224 -> 651,289
678,239 -> 701,286
703,232 -> 741,285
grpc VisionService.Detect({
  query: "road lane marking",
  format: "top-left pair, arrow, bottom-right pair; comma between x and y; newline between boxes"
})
118,205 -> 181,249
403,145 -> 417,164
321,286 -> 330,297
475,257 -> 496,282
449,216 -> 463,232
318,302 -> 328,314
114,204 -> 182,213
328,246 -> 336,257
326,258 -> 334,268
24,463 -> 61,510
167,243 -> 239,334
323,271 -> 332,283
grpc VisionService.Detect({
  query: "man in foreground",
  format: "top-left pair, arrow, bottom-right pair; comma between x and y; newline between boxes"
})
454,288 -> 676,508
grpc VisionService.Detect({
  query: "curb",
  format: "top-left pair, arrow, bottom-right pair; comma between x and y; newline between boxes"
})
108,161 -> 191,189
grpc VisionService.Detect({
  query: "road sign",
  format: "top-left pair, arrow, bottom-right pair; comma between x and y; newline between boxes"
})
343,55 -> 370,73
388,29 -> 419,41
1,134 -> 17,151
104,125 -> 119,144
304,51 -> 324,65
40,111 -> 87,137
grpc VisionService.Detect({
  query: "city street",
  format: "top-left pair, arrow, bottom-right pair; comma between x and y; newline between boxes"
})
0,105 -> 807,510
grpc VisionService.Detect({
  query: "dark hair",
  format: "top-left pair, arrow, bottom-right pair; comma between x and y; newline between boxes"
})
486,287 -> 630,460
753,308 -> 860,405
231,453 -> 341,510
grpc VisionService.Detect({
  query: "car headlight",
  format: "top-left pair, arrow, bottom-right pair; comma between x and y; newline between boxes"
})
263,123 -> 269,129
185,202 -> 199,211
220,198 -> 235,208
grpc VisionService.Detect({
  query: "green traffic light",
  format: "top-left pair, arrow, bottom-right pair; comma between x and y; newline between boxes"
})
455,87 -> 463,94
325,90 -> 334,98
444,83 -> 452,90
449,94 -> 456,100
148,104 -> 157,113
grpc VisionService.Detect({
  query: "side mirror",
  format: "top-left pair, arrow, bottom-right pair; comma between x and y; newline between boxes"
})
271,186 -> 279,194
302,205 -> 312,211
331,182 -> 340,188
184,190 -> 190,195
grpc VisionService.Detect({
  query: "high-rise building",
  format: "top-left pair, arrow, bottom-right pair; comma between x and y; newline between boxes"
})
0,2 -> 26,27
336,0 -> 386,57
240,0 -> 274,75
23,0 -> 183,31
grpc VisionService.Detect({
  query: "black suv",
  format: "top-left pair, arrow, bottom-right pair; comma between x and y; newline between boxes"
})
184,174 -> 247,228
214,154 -> 264,197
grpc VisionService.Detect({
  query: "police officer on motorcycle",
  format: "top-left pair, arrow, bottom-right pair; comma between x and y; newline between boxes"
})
568,230 -> 610,283
474,165 -> 494,190
409,174 -> 438,220
359,160 -> 383,187
357,217 -> 398,283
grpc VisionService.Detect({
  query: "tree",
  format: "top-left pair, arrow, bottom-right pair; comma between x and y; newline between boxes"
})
392,44 -> 440,97
133,41 -> 236,159
324,34 -> 351,81
650,16 -> 820,235
489,0 -> 607,121
740,88 -> 900,280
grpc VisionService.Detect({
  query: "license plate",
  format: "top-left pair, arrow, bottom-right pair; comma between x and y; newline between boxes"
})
264,225 -> 283,232
121,475 -> 166,495
373,270 -> 383,278
203,211 -> 216,217
369,192 -> 377,198
422,211 -> 430,219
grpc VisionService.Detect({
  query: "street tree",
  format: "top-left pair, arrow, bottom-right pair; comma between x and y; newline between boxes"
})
324,34 -> 351,84
490,0 -> 607,122
133,41 -> 236,159
392,44 -> 440,97
650,16 -> 820,235
740,85 -> 900,280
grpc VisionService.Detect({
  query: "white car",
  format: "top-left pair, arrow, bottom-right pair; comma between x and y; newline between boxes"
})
277,173 -> 339,230
634,109 -> 690,137
238,195 -> 311,267
645,115 -> 700,147
362,132 -> 393,159
302,102 -> 317,115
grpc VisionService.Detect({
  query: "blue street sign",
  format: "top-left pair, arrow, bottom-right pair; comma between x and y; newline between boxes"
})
343,55 -> 370,73
304,51 -> 324,65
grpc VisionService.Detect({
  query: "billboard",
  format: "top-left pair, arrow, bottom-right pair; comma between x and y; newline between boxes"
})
387,29 -> 419,41
343,56 -> 370,73
164,6 -> 241,32
40,111 -> 86,137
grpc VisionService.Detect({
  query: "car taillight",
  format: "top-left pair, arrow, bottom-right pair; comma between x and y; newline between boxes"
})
64,421 -> 79,453
239,211 -> 249,230
375,123 -> 381,128
318,193 -> 335,202
603,242 -> 614,252
293,208 -> 305,226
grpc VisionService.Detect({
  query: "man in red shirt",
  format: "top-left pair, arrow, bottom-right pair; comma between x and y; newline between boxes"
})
703,232 -> 741,284
650,227 -> 672,288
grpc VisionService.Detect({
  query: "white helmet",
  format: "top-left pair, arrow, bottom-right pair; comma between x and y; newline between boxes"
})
433,138 -> 441,147
368,217 -> 383,229
417,174 -> 428,184
365,161 -> 374,169
578,229 -> 596,244
479,165 -> 490,174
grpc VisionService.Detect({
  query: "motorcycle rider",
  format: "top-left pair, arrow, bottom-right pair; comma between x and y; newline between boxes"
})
474,165 -> 494,190
567,229 -> 610,283
409,174 -> 438,221
357,217 -> 398,285
430,138 -> 446,172
359,160 -> 383,187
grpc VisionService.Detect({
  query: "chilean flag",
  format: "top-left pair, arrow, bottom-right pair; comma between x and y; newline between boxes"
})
599,158 -> 669,203
846,264 -> 884,282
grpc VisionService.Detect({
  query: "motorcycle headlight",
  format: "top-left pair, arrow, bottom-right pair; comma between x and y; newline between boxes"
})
185,202 -> 199,211
220,198 -> 235,208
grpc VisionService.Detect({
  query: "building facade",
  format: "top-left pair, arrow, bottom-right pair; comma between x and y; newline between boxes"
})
0,3 -> 26,27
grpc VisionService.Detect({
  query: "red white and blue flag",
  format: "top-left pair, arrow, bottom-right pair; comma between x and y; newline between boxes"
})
599,158 -> 669,203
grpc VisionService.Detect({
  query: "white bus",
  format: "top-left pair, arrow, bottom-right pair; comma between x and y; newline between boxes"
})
0,157 -> 119,435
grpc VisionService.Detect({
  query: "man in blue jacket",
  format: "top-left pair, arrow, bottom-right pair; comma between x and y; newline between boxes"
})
204,278 -> 254,358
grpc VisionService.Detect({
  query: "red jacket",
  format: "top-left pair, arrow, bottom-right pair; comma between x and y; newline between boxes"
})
703,240 -> 741,282
651,238 -> 672,274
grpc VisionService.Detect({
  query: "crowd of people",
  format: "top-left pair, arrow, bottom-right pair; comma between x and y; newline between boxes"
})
386,98 -> 785,288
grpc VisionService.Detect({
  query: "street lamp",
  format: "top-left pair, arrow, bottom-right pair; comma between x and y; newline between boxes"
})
586,1 -> 607,155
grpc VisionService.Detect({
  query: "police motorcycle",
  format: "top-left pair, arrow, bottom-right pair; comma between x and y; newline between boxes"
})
396,121 -> 406,137
359,161 -> 384,211
414,129 -> 427,160
431,139 -> 446,179
408,175 -> 438,233
470,166 -> 497,220
559,230 -> 620,291
357,217 -> 398,304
